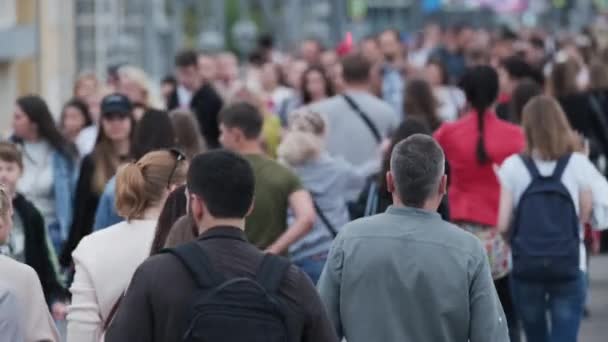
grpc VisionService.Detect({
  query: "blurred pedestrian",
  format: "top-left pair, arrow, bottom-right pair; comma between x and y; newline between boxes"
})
299,38 -> 324,65
169,110 -> 206,159
277,110 -> 377,283
260,62 -> 293,113
11,95 -> 78,254
301,65 -> 335,106
219,103 -> 315,254
378,29 -> 407,117
149,184 -> 189,255
509,79 -> 543,124
425,59 -> 466,122
0,185 -> 60,342
67,150 -> 187,342
59,98 -> 94,157
318,134 -> 509,342
434,65 -> 525,341
116,65 -> 161,120
403,78 -> 442,131
497,96 -> 607,342
60,94 -> 135,268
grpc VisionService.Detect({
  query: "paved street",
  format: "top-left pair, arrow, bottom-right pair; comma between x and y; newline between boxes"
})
580,255 -> 608,342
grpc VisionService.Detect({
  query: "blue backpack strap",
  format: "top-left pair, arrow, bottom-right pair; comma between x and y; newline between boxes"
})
519,154 -> 541,179
161,242 -> 224,288
256,254 -> 291,294
551,154 -> 572,180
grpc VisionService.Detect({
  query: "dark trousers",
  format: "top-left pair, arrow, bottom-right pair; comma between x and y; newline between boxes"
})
511,272 -> 586,342
495,275 -> 520,342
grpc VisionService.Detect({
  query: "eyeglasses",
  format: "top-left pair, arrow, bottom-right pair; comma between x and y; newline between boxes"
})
167,148 -> 186,188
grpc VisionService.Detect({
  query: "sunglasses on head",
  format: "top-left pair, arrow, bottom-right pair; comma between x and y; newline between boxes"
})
103,112 -> 130,121
167,148 -> 186,188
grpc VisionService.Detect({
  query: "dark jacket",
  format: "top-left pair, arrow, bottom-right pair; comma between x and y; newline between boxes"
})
12,193 -> 68,303
167,83 -> 224,149
106,226 -> 338,342
60,154 -> 99,267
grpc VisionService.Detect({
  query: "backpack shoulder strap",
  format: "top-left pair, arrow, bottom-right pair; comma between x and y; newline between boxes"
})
552,154 -> 572,180
519,154 -> 541,179
161,242 -> 224,288
342,94 -> 382,143
311,197 -> 337,237
256,254 -> 291,294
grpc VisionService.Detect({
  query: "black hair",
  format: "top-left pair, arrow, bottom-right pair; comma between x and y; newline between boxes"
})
161,75 -> 177,86
187,150 -> 255,219
341,53 -> 371,84
301,65 -> 335,104
403,79 -> 441,131
500,56 -> 544,85
219,102 -> 263,140
427,58 -> 450,86
61,98 -> 93,128
150,184 -> 187,255
258,33 -> 274,49
131,109 -> 176,160
510,78 -> 542,124
16,95 -> 77,160
459,66 -> 499,164
175,50 -> 199,68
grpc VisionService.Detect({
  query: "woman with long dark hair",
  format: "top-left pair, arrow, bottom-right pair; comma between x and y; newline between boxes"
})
434,65 -> 525,342
12,95 -> 78,254
403,78 -> 442,131
60,94 -> 136,268
60,98 -> 94,156
301,65 -> 335,105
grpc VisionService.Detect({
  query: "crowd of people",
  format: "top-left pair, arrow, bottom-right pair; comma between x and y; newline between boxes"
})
1,20 -> 608,342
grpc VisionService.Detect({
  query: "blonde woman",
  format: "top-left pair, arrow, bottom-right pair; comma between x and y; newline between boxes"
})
277,110 -> 378,283
67,150 -> 187,342
117,65 -> 162,119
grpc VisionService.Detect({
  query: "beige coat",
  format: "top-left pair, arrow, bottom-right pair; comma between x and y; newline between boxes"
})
0,255 -> 59,342
66,219 -> 157,342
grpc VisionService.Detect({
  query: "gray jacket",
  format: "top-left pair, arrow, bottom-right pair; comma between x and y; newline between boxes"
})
317,206 -> 509,342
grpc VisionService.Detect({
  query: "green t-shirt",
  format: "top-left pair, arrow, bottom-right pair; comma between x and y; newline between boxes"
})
244,154 -> 302,249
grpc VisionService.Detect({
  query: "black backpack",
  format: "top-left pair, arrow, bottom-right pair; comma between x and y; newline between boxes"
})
511,154 -> 580,281
163,242 -> 292,342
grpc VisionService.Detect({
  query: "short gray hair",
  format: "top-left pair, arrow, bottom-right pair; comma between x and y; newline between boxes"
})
390,134 -> 445,207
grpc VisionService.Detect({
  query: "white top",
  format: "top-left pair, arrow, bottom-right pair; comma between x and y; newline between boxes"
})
75,125 -> 99,157
17,141 -> 56,226
434,86 -> 465,122
66,219 -> 158,342
497,153 -> 604,271
176,85 -> 193,109
0,255 -> 59,342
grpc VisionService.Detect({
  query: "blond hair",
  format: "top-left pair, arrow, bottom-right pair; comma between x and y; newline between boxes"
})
278,110 -> 326,166
522,95 -> 577,160
118,65 -> 163,108
116,150 -> 188,220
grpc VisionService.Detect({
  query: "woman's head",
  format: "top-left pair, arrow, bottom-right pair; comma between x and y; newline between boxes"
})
510,79 -> 542,124
117,65 -> 152,107
131,110 -> 176,160
14,95 -> 75,158
150,185 -> 188,255
260,62 -> 285,91
403,78 -> 441,131
301,65 -> 334,104
550,58 -> 580,97
0,185 -> 13,244
169,110 -> 206,159
74,72 -> 99,99
278,110 -> 326,166
425,59 -> 449,87
522,95 -> 577,160
459,65 -> 499,164
116,149 -> 188,220
61,98 -> 93,141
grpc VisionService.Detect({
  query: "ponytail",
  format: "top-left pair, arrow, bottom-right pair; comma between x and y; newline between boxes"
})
460,66 -> 499,165
116,162 -> 147,220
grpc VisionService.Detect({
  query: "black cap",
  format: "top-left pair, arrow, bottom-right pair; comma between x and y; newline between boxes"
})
101,93 -> 133,115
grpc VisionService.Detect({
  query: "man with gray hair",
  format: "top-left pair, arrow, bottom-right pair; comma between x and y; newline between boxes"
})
317,134 -> 509,342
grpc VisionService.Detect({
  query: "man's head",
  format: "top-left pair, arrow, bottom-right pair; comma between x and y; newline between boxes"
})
217,52 -> 239,83
175,50 -> 201,91
187,150 -> 255,230
378,29 -> 402,62
219,102 -> 264,152
387,134 -> 446,210
341,53 -> 371,87
300,39 -> 323,65
0,142 -> 22,196
198,54 -> 217,83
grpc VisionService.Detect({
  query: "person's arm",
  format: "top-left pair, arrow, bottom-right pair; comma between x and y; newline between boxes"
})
496,187 -> 514,237
265,190 -> 315,254
580,188 -> 593,225
316,240 -> 344,338
468,242 -> 510,342
66,248 -> 103,342
105,263 -> 153,342
0,288 -> 24,342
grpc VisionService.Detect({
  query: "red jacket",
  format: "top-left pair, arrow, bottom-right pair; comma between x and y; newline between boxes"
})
434,111 -> 525,226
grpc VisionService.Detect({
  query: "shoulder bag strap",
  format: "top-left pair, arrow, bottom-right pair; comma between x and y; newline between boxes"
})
256,254 -> 291,294
342,94 -> 383,143
103,293 -> 124,331
312,199 -> 338,237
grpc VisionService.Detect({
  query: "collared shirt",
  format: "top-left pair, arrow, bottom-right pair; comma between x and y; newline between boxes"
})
106,226 -> 338,342
317,206 -> 509,342
381,64 -> 405,119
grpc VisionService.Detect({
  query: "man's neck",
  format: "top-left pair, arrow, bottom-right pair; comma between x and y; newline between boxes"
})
236,141 -> 264,155
392,196 -> 438,212
343,83 -> 370,94
198,218 -> 246,235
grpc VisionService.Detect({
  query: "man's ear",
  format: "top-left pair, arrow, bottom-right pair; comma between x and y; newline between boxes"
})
438,174 -> 447,196
246,201 -> 255,217
386,171 -> 396,194
190,194 -> 204,222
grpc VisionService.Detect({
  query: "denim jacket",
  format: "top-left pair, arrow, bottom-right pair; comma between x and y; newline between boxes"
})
93,176 -> 122,231
52,151 -> 78,242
